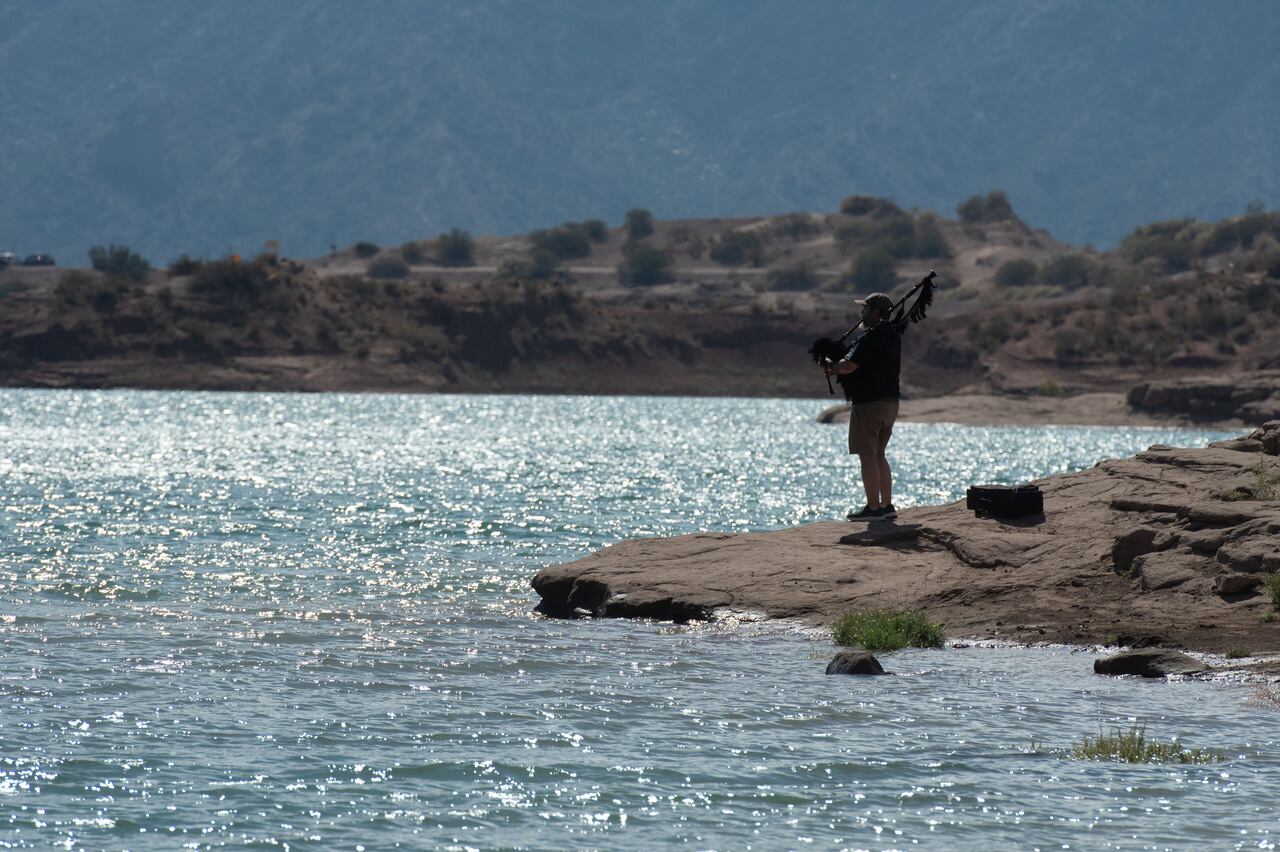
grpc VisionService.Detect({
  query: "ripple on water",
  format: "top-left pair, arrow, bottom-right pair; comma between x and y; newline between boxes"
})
0,390 -> 1263,849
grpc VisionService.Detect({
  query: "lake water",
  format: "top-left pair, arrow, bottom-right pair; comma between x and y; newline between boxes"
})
1,390 -> 1272,850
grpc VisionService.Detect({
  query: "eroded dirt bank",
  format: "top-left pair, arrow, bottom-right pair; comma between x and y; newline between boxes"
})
532,424 -> 1280,654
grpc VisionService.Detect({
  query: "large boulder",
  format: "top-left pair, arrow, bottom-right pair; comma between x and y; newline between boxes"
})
1129,374 -> 1280,423
825,651 -> 887,675
1211,420 -> 1280,456
1213,573 -> 1262,596
1093,648 -> 1210,678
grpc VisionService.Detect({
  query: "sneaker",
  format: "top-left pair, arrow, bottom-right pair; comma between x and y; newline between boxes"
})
846,505 -> 881,521
877,503 -> 898,520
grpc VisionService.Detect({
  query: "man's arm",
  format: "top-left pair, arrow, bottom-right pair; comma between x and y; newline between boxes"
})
826,327 -> 884,376
826,359 -> 859,377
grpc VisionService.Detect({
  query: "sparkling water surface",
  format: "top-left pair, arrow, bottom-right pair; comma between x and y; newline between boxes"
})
0,390 -> 1270,850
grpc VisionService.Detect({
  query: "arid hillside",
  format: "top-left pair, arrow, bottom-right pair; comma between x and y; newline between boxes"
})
1,196 -> 1277,402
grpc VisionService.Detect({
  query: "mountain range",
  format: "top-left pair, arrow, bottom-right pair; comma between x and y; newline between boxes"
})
2,0 -> 1277,264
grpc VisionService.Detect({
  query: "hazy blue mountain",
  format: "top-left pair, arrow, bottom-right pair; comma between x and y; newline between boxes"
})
2,0 -> 1277,264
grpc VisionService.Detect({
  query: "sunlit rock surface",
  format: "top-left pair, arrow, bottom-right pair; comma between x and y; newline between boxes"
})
533,433 -> 1280,653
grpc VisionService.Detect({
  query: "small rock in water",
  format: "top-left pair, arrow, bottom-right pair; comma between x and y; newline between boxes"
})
825,651 -> 887,676
1093,648 -> 1209,678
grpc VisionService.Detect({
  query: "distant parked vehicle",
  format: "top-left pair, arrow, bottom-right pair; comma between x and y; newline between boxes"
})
0,251 -> 15,268
20,253 -> 56,266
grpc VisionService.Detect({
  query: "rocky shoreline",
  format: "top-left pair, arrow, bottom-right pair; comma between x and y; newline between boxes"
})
532,423 -> 1280,659
819,391 -> 1250,429
1128,371 -> 1280,424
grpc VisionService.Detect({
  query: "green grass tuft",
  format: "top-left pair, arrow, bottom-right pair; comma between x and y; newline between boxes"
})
832,609 -> 945,651
1226,648 -> 1251,659
1261,612 -> 1276,624
1223,454 -> 1280,502
1254,457 -> 1280,501
1072,724 -> 1219,764
1265,573 -> 1280,610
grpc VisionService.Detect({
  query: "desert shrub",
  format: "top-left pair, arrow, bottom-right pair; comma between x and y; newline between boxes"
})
88,244 -> 150,283
995,258 -> 1038,287
90,283 -> 124,313
1120,219 -> 1200,272
1264,250 -> 1280,280
190,258 -> 271,300
1130,237 -> 1194,272
583,218 -> 609,242
834,220 -> 873,249
957,190 -> 1017,224
843,248 -> 898,292
436,229 -> 475,267
625,208 -> 655,241
766,263 -> 820,291
400,241 -> 426,265
367,257 -> 410,279
497,249 -> 563,282
832,609 -> 944,651
52,270 -> 95,303
530,224 -> 591,260
981,190 -> 1015,221
1040,254 -> 1092,289
354,241 -> 381,258
1049,330 -> 1082,361
1265,573 -> 1280,609
836,216 -> 904,256
841,195 -> 878,216
617,244 -> 674,286
770,212 -> 822,240
1237,212 -> 1280,246
167,254 -> 204,276
970,315 -> 1014,351
529,249 -> 563,279
1202,212 -> 1280,256
878,217 -> 918,259
840,195 -> 903,218
1187,291 -> 1239,336
956,194 -> 985,223
913,215 -> 951,258
709,230 -> 766,266
1199,221 -> 1240,256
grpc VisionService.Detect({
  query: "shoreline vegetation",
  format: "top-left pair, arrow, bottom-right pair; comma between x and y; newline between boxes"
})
1069,725 -> 1221,764
1,195 -> 1277,426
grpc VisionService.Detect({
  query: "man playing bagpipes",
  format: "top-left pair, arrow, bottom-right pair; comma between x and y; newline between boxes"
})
811,271 -> 936,522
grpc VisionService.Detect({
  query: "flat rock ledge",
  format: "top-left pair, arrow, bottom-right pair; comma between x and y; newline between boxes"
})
532,426 -> 1280,653
1129,371 -> 1280,423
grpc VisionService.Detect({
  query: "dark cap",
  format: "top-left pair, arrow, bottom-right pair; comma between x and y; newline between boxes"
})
855,292 -> 894,314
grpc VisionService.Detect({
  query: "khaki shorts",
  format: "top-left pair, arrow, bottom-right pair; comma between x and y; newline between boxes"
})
848,399 -> 899,456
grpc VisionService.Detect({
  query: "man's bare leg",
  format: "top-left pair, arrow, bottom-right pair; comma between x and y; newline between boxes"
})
877,454 -> 892,506
858,453 -> 882,508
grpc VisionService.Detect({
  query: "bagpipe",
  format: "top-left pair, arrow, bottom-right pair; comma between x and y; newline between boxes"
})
808,270 -> 937,395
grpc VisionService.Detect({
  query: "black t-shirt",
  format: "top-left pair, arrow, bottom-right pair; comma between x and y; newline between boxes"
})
840,322 -> 902,403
